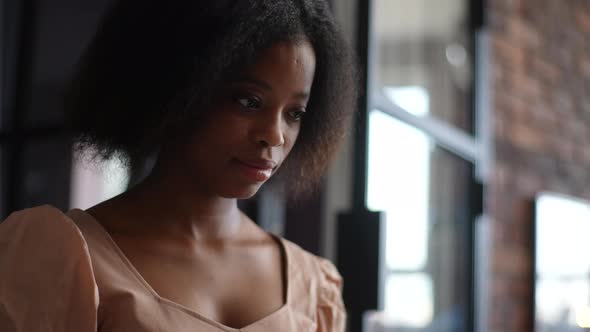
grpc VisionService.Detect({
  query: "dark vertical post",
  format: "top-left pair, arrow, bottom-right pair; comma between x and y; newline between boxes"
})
351,0 -> 371,212
337,1 -> 383,331
5,0 -> 37,214
0,0 -> 7,218
337,210 -> 382,332
468,180 -> 483,331
469,0 -> 485,330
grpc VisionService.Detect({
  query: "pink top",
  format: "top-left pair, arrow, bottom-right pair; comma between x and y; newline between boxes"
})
0,205 -> 346,332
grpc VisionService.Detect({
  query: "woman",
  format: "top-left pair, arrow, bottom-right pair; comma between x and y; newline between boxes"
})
0,0 -> 357,331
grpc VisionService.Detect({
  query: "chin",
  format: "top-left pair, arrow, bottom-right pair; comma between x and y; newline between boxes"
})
219,184 -> 263,199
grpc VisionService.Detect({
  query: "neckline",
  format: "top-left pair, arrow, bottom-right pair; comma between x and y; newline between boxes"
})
70,208 -> 290,332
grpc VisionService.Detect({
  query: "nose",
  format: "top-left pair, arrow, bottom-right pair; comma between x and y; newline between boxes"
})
253,112 -> 285,147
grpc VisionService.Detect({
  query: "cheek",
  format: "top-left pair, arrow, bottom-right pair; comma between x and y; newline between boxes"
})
283,125 -> 301,153
198,116 -> 247,147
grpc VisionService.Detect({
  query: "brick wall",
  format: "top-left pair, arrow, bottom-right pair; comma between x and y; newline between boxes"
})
487,0 -> 590,331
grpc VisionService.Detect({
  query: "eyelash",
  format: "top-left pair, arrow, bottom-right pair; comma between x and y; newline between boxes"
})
235,95 -> 262,110
233,94 -> 306,122
287,109 -> 306,121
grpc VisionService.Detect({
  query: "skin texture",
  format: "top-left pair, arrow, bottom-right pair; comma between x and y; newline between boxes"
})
86,40 -> 316,329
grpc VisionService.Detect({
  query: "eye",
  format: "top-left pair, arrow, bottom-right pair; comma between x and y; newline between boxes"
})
287,108 -> 306,121
234,95 -> 262,110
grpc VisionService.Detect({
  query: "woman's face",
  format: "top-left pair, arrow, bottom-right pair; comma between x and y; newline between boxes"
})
171,40 -> 316,199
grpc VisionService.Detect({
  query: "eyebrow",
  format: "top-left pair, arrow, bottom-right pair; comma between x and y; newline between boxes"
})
235,76 -> 310,100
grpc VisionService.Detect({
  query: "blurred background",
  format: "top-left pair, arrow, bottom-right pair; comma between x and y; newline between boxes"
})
1,0 -> 590,331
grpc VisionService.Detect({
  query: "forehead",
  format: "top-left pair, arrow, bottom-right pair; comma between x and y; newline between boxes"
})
254,40 -> 315,69
239,40 -> 316,91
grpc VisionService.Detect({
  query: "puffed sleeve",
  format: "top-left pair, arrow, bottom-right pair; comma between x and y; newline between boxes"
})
316,257 -> 346,332
0,205 -> 99,332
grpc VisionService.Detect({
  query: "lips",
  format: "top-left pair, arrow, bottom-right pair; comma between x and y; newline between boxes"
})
234,158 -> 277,182
239,159 -> 277,169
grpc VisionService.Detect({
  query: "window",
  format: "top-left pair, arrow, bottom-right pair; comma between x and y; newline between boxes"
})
70,155 -> 128,210
535,193 -> 590,331
0,0 -> 116,216
363,0 -> 482,331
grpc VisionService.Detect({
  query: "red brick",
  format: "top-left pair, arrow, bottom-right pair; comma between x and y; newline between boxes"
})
488,10 -> 508,33
530,101 -> 556,126
563,118 -> 587,142
502,93 -> 529,122
532,57 -> 561,83
492,35 -> 526,71
507,123 -> 544,151
552,90 -> 575,114
549,45 -> 575,70
551,136 -> 576,162
576,12 -> 590,34
577,145 -> 590,166
476,1 -> 590,331
509,71 -> 541,98
507,17 -> 541,49
488,0 -> 524,14
514,170 -> 543,196
580,58 -> 590,79
492,162 -> 511,190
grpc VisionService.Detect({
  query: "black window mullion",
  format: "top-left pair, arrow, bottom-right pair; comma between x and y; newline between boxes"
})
5,0 -> 39,215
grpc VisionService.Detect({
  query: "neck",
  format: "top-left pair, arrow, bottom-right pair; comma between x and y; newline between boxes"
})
107,163 -> 245,242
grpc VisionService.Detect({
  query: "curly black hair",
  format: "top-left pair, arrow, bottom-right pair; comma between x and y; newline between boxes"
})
65,0 -> 358,197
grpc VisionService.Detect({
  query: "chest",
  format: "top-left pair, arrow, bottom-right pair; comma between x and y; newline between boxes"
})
112,236 -> 286,329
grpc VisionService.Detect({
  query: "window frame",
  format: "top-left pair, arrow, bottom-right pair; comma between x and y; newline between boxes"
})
347,0 -> 487,330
